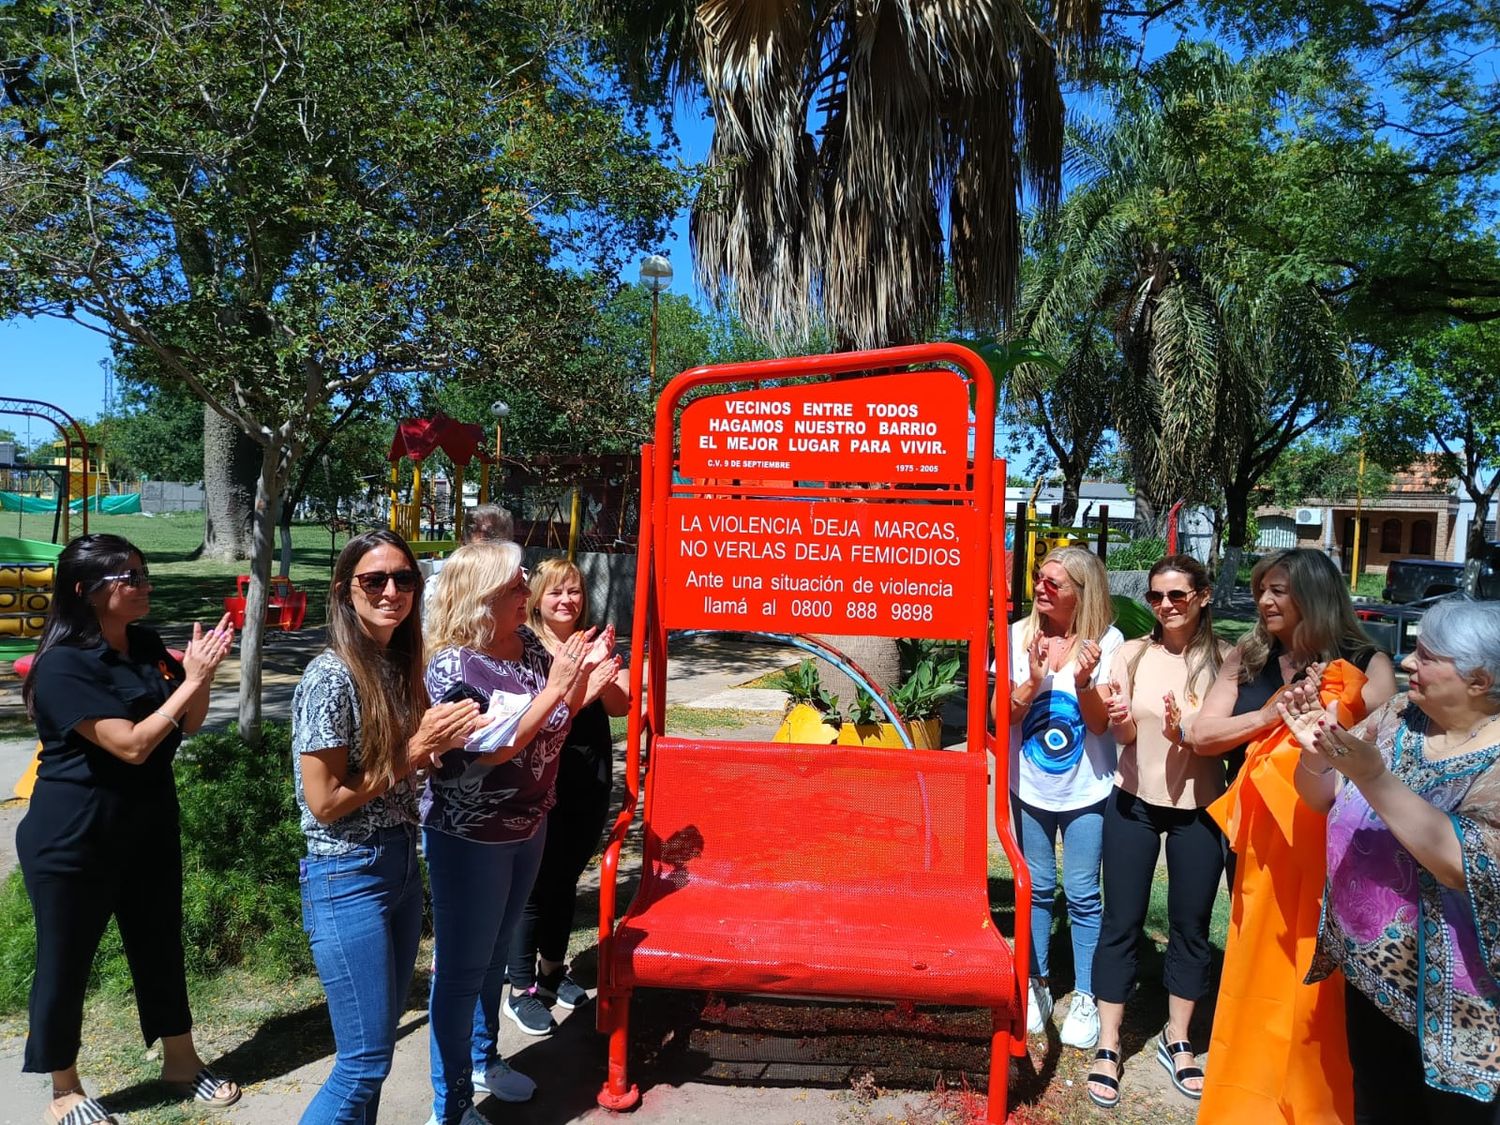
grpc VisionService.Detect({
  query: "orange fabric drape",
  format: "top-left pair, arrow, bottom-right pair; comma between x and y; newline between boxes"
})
1197,659 -> 1368,1124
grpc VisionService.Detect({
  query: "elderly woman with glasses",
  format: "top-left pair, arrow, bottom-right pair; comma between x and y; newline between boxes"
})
19,534 -> 239,1125
292,530 -> 482,1123
420,542 -> 620,1125
1281,597 -> 1500,1123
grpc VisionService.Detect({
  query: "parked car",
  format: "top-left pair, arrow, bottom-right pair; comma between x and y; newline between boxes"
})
1383,558 -> 1464,603
1464,544 -> 1500,600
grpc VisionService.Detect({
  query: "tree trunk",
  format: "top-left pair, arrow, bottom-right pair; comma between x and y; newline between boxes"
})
201,405 -> 260,560
237,439 -> 293,745
813,633 -> 901,717
1058,463 -> 1082,527
1213,484 -> 1253,607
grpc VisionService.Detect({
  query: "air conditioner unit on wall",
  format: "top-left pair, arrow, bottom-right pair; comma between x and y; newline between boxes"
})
1295,507 -> 1323,527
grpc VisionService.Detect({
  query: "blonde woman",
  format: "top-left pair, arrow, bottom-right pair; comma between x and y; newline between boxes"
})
503,558 -> 630,1034
1190,548 -> 1396,1123
421,543 -> 619,1125
993,546 -> 1121,1049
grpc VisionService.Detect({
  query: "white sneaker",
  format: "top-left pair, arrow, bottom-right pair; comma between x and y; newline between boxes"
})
1060,991 -> 1100,1049
1026,976 -> 1053,1035
473,1057 -> 536,1103
425,1109 -> 488,1125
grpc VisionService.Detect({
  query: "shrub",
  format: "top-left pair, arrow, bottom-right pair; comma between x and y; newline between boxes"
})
0,722 -> 310,1013
1106,537 -> 1167,571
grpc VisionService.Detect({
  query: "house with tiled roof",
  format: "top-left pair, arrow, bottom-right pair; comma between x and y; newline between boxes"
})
1255,457 -> 1465,574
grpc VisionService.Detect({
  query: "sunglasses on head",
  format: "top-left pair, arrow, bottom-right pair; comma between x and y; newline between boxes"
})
351,569 -> 419,595
1145,589 -> 1194,606
101,567 -> 150,589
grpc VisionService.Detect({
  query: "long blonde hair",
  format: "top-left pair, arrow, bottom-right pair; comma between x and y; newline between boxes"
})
527,557 -> 589,644
1239,548 -> 1374,681
325,531 -> 427,786
1020,546 -> 1115,661
425,540 -> 525,654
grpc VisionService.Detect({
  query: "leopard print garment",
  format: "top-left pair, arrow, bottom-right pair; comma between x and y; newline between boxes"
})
1308,697 -> 1500,1102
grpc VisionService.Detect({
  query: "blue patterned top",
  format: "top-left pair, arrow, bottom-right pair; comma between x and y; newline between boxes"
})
292,650 -> 419,856
421,629 -> 570,843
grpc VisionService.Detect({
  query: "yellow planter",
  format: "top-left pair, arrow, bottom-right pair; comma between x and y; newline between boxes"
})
906,716 -> 943,750
838,721 -> 908,748
772,702 -> 840,745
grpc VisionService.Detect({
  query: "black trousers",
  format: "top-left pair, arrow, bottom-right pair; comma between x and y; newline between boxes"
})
1091,787 -> 1224,1005
1346,983 -> 1500,1123
506,747 -> 612,989
17,785 -> 191,1072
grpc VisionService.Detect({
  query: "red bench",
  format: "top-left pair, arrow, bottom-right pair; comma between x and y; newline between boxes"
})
223,575 -> 306,632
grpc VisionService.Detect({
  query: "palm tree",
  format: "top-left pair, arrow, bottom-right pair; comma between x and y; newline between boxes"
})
1016,44 -> 1356,592
597,0 -> 1101,349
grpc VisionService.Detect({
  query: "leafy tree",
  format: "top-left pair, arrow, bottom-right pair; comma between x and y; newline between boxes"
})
1254,436 -> 1391,509
1363,323 -> 1500,554
1,0 -> 683,739
95,369 -> 205,484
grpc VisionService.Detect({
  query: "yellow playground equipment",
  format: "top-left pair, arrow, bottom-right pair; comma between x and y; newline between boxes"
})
387,414 -> 499,555
0,554 -> 55,640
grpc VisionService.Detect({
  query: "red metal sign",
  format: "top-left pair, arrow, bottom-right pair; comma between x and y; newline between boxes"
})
664,497 -> 979,638
678,371 -> 970,484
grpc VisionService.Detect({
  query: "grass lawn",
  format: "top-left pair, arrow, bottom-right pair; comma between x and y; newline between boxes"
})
3,511 -> 350,626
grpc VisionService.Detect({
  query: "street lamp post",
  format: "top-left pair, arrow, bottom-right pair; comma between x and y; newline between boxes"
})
639,254 -> 673,384
490,399 -> 510,506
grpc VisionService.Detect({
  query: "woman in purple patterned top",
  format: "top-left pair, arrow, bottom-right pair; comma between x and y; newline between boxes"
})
420,541 -> 618,1125
1282,597 -> 1500,1122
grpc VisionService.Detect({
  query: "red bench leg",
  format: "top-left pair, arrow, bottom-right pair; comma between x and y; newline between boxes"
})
596,989 -> 640,1111
989,1011 -> 1011,1123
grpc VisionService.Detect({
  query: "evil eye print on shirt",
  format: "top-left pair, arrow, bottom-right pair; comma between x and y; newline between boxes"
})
1021,690 -> 1087,775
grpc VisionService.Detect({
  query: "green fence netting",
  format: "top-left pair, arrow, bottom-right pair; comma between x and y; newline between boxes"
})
0,491 -> 142,514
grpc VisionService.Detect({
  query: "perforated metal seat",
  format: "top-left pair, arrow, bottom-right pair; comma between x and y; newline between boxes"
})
613,738 -> 1014,1006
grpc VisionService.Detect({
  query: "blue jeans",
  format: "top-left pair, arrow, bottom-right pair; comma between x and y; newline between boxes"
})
299,825 -> 424,1125
1011,794 -> 1105,996
424,825 -> 545,1124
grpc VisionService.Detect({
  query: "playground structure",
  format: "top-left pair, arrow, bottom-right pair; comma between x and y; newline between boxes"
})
0,536 -> 60,654
0,396 -> 92,543
386,414 -> 497,555
596,344 -> 1027,1122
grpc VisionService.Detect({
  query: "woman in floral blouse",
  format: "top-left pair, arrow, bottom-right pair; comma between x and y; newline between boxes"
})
1283,596 -> 1500,1122
420,541 -> 619,1125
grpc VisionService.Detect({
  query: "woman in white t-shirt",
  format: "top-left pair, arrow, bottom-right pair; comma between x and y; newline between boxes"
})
995,546 -> 1121,1051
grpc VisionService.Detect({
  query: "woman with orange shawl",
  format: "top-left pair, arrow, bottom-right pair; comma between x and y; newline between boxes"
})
1189,549 -> 1396,1122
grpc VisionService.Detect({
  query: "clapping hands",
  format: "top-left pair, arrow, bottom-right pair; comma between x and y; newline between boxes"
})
182,612 -> 235,685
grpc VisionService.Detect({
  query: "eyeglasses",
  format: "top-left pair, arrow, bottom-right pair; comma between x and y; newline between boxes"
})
1035,576 -> 1076,595
1145,589 -> 1195,606
351,569 -> 419,595
101,568 -> 150,589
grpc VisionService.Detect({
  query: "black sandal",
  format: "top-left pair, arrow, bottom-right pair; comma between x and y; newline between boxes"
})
1086,1047 -> 1122,1109
1156,1027 -> 1204,1100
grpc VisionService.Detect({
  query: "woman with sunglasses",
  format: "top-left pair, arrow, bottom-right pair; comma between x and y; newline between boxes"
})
293,530 -> 482,1123
19,534 -> 239,1125
997,546 -> 1121,1051
421,542 -> 619,1125
1085,555 -> 1227,1108
1190,548 -> 1396,1123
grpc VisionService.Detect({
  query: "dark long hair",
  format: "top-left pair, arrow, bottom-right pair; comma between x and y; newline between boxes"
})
22,533 -> 141,715
324,530 -> 427,785
1124,554 -> 1223,703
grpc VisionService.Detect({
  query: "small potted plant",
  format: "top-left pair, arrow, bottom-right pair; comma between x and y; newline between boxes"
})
892,653 -> 961,749
769,659 -> 841,745
837,688 -> 906,748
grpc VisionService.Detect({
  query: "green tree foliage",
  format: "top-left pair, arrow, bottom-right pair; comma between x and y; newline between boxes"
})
1362,323 -> 1500,552
1255,437 -> 1392,508
0,0 -> 684,738
96,370 -> 205,484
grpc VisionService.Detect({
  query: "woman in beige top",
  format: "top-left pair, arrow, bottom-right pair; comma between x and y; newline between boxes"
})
1084,555 -> 1229,1109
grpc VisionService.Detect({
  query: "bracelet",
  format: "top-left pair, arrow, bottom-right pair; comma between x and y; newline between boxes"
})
1009,693 -> 1031,711
1297,758 -> 1333,777
155,709 -> 180,731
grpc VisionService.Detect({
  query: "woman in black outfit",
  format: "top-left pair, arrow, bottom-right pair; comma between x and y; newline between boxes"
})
19,534 -> 241,1125
504,558 -> 630,1035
